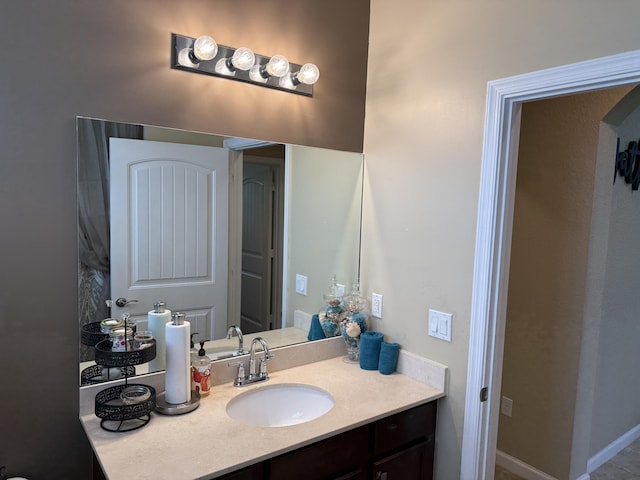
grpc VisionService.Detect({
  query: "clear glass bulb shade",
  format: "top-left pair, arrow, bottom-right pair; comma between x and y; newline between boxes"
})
248,64 -> 268,83
265,55 -> 290,77
193,35 -> 218,61
215,58 -> 235,76
296,63 -> 320,85
278,74 -> 295,89
231,47 -> 255,71
177,48 -> 199,68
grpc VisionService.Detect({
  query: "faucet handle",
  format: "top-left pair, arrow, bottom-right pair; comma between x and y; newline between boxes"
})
228,360 -> 246,385
259,357 -> 269,378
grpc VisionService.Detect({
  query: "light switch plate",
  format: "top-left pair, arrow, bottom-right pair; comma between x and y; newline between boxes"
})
295,274 -> 307,295
428,309 -> 452,342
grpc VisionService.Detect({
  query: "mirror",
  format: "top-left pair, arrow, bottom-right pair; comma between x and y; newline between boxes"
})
78,116 -> 364,386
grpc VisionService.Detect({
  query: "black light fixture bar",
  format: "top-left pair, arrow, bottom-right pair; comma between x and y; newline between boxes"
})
170,33 -> 315,97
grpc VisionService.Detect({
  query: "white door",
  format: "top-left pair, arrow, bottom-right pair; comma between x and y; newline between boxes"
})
109,138 -> 229,342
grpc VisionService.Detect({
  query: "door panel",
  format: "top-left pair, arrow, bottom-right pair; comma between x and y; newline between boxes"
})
110,138 -> 229,342
241,163 -> 275,334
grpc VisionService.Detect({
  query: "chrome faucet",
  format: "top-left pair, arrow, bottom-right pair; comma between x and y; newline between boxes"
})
249,337 -> 271,380
231,336 -> 272,387
226,324 -> 245,356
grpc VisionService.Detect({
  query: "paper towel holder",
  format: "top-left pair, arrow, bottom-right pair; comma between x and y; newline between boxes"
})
155,390 -> 201,415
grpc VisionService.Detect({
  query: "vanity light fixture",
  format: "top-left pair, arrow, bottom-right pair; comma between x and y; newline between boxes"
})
171,33 -> 319,96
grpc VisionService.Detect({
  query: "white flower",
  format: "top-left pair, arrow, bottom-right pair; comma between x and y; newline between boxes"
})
346,322 -> 361,338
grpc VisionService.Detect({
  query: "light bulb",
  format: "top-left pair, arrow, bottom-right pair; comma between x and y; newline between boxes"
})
193,35 -> 218,61
231,47 -> 255,71
177,48 -> 199,68
249,64 -> 268,83
265,55 -> 289,77
215,58 -> 235,76
278,73 -> 295,90
296,63 -> 320,85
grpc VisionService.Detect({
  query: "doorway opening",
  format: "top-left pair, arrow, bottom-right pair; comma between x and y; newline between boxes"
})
240,145 -> 285,334
460,49 -> 640,479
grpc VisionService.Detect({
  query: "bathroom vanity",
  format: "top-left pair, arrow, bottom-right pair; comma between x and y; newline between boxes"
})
81,342 -> 445,480
220,401 -> 436,480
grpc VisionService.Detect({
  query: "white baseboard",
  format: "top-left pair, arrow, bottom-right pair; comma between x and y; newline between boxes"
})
495,450 -> 558,480
497,423 -> 640,480
587,423 -> 640,474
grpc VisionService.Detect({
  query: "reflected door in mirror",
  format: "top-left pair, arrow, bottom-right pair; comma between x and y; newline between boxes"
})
241,159 -> 284,334
110,138 -> 229,342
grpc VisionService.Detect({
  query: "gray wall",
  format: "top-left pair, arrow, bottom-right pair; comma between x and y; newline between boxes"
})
0,2 -> 369,478
589,96 -> 640,457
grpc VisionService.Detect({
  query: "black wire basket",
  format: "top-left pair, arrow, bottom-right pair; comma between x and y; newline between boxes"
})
94,339 -> 156,368
95,384 -> 156,432
80,321 -> 110,347
80,364 -> 137,386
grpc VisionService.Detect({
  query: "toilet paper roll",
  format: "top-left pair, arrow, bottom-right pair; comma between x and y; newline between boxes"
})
165,319 -> 191,404
147,308 -> 171,371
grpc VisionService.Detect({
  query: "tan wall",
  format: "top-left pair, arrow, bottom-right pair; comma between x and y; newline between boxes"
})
363,1 -> 640,478
0,1 -> 369,478
498,88 -> 631,478
286,146 -> 364,323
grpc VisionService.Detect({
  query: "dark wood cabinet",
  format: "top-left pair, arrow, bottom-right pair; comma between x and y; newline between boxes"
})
216,401 -> 437,480
268,425 -> 370,479
372,440 -> 433,480
217,464 -> 264,480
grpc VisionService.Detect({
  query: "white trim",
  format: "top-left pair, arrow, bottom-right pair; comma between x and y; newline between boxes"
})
281,145 -> 292,328
222,137 -> 275,150
495,450 -> 558,480
461,49 -> 640,480
588,423 -> 640,474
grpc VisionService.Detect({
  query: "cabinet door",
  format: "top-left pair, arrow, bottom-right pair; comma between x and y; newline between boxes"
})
335,469 -> 365,480
371,440 -> 433,480
267,425 -> 370,480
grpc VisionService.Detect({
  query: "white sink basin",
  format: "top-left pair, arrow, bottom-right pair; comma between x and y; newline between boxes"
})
226,383 -> 335,427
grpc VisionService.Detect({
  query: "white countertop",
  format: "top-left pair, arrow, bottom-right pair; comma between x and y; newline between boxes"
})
81,355 -> 445,480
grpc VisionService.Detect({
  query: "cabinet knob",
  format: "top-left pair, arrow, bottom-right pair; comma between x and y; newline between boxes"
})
376,472 -> 388,480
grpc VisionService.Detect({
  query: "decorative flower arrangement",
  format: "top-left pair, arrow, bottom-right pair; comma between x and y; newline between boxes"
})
320,276 -> 345,338
317,277 -> 370,361
339,283 -> 369,361
345,321 -> 362,338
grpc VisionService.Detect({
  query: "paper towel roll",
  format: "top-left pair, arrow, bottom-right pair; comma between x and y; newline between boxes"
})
147,305 -> 171,372
165,314 -> 191,404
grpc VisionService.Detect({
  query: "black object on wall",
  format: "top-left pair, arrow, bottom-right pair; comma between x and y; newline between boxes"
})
614,137 -> 640,190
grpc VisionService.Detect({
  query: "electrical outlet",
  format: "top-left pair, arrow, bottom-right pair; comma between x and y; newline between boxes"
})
501,396 -> 513,417
336,283 -> 345,298
371,293 -> 383,318
295,274 -> 307,295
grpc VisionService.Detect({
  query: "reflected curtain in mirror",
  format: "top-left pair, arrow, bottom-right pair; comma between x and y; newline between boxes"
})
77,119 -> 142,361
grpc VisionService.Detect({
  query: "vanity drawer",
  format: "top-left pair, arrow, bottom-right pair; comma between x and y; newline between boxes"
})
373,402 -> 436,456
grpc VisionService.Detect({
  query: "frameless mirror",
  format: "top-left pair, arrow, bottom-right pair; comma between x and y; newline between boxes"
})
77,116 -> 364,386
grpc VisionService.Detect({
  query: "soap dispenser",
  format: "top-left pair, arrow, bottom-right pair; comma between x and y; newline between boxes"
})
189,333 -> 198,391
189,333 -> 199,363
192,341 -> 211,396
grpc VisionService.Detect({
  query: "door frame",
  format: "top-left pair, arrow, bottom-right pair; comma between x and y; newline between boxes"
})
460,49 -> 640,479
226,138 -> 284,330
